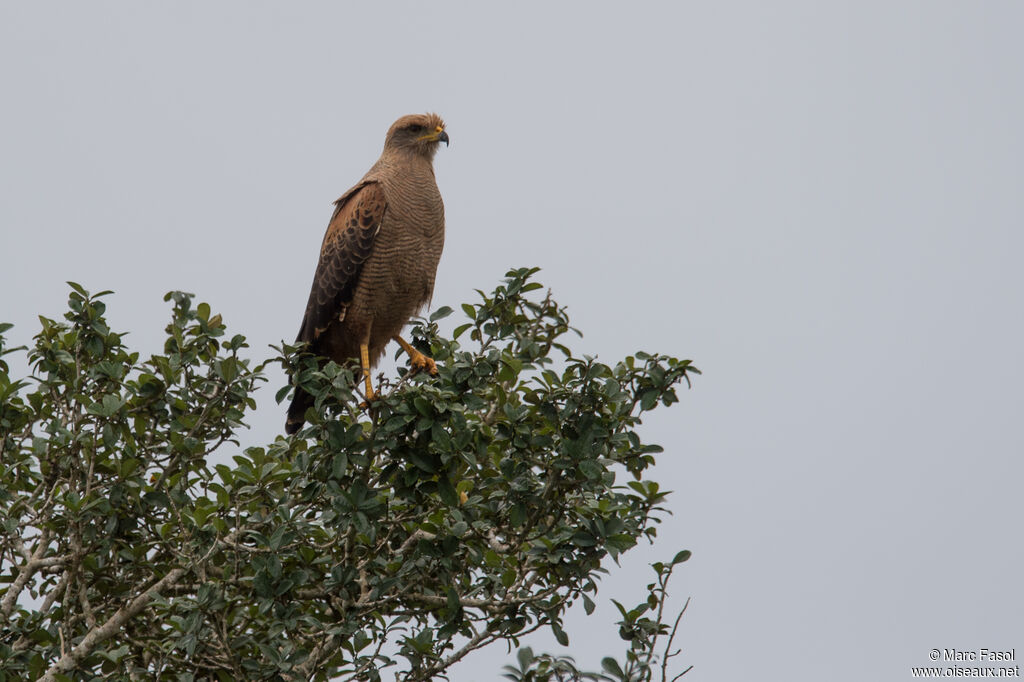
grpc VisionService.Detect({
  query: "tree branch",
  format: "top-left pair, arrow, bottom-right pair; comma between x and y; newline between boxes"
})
38,567 -> 188,682
0,528 -> 51,622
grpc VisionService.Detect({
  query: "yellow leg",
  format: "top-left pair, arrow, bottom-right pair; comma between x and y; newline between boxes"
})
360,342 -> 375,401
394,336 -> 438,375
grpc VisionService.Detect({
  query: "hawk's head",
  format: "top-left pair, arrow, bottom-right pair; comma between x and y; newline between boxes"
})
384,113 -> 449,158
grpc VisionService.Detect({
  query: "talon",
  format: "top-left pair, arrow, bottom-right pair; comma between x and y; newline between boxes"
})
395,336 -> 439,376
358,391 -> 378,410
409,351 -> 438,376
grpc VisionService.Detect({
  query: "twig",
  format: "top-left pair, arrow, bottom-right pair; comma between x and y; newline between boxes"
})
661,597 -> 690,682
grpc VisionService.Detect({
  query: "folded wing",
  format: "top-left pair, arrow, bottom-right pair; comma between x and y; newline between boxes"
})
296,181 -> 386,347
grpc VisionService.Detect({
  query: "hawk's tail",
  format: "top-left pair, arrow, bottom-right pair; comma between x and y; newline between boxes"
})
285,387 -> 314,435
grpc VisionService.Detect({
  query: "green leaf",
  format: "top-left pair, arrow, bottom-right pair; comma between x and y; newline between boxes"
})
414,396 -> 433,417
639,389 -> 659,411
446,587 -> 461,615
254,571 -> 273,598
578,460 -> 603,480
509,503 -> 527,527
430,306 -> 453,321
332,452 -> 348,478
438,476 -> 459,506
572,531 -> 596,547
409,451 -> 438,474
601,657 -> 625,677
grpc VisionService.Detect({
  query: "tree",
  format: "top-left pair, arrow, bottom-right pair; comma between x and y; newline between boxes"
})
0,268 -> 697,681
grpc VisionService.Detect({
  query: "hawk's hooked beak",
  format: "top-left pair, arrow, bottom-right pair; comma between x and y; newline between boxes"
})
418,126 -> 449,146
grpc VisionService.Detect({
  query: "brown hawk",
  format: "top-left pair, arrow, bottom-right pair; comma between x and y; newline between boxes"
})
286,113 -> 448,434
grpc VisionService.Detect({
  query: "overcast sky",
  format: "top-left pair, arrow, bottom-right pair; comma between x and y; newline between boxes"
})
2,3 -> 1022,680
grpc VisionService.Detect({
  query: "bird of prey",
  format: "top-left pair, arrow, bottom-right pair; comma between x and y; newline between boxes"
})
285,113 -> 449,434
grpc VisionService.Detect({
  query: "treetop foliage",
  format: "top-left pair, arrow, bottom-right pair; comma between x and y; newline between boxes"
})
0,268 -> 697,681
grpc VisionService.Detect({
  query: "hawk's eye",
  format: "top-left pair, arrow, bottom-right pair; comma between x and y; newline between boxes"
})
408,124 -> 424,134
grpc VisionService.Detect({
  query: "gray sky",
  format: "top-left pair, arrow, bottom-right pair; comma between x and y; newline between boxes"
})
2,3 -> 1022,680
